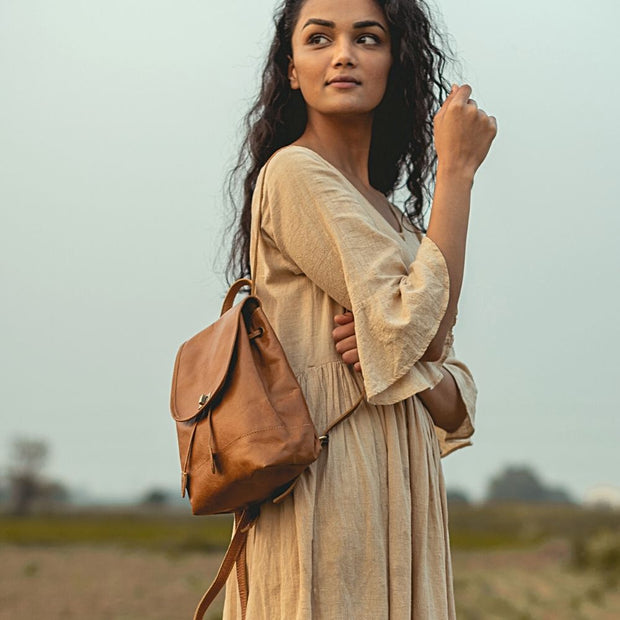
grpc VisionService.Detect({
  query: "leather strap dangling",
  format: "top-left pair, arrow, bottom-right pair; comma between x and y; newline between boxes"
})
192,506 -> 259,620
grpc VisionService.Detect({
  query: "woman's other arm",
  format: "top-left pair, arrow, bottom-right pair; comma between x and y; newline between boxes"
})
421,84 -> 497,360
333,312 -> 466,432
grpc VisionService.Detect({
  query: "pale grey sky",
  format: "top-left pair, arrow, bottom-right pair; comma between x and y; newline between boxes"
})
1,0 -> 618,503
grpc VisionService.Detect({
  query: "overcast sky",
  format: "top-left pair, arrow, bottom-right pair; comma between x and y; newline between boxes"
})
1,0 -> 618,504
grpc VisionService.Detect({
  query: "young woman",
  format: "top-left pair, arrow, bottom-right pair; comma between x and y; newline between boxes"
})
224,0 -> 497,617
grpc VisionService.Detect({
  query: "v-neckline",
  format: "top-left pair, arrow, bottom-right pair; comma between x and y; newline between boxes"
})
285,145 -> 407,239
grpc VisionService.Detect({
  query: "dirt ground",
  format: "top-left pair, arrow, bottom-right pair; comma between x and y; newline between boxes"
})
0,545 -> 225,620
451,539 -> 620,620
1,540 -> 619,619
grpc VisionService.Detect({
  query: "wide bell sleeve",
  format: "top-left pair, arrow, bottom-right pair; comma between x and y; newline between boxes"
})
259,147 -> 451,405
431,334 -> 477,457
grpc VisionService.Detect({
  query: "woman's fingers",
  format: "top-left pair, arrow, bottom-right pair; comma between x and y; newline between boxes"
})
333,312 -> 354,325
452,83 -> 472,105
332,321 -> 354,340
341,349 -> 360,366
332,312 -> 361,372
334,334 -> 357,355
332,312 -> 355,342
335,335 -> 359,365
435,84 -> 459,119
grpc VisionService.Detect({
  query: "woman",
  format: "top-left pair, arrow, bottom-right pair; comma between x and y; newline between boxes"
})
223,0 -> 497,617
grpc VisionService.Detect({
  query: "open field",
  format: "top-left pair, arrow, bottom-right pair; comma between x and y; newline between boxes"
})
1,503 -> 618,619
0,544 -> 224,620
453,539 -> 620,619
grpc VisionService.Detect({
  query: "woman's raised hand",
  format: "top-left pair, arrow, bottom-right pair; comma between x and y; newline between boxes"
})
332,312 -> 362,373
433,84 -> 497,179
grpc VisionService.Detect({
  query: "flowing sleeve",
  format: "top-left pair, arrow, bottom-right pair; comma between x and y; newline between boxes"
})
431,331 -> 477,457
259,147 -> 451,405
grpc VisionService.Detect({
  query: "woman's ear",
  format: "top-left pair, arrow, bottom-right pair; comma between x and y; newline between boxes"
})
287,54 -> 300,90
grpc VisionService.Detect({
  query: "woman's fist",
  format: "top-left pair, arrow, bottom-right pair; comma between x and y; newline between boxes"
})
433,84 -> 497,179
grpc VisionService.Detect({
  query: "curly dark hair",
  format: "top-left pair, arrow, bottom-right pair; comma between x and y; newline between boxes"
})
224,0 -> 456,283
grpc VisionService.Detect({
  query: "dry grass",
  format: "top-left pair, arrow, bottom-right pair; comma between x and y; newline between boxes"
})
0,544 -> 225,620
2,539 -> 619,619
453,538 -> 620,619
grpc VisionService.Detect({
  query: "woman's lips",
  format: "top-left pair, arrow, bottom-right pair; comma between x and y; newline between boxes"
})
327,76 -> 361,89
329,81 -> 360,89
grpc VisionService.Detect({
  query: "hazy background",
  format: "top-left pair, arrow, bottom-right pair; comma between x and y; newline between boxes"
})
1,0 -> 618,504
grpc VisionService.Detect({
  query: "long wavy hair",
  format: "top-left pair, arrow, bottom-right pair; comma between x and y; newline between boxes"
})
224,0 -> 456,283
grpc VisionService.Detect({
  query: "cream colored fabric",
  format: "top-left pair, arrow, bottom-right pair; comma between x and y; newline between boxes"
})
222,145 -> 476,619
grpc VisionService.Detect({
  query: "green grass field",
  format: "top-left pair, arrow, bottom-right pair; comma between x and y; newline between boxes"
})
0,509 -> 233,553
2,502 -> 617,553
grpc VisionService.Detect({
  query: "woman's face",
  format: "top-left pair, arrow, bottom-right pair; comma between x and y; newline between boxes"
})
288,0 -> 392,119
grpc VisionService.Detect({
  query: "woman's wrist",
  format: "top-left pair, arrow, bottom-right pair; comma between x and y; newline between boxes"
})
435,162 -> 475,189
418,367 -> 468,433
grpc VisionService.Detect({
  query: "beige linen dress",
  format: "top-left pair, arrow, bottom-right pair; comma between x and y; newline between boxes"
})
222,145 -> 476,620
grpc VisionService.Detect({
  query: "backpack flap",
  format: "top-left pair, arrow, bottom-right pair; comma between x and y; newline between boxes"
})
170,297 -> 257,423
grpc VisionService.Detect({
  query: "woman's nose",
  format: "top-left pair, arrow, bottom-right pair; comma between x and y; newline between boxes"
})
332,38 -> 356,67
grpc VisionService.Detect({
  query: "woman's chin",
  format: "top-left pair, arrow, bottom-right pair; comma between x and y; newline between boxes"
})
311,102 -> 379,118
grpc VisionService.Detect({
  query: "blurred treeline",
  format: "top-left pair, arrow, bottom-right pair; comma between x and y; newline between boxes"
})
0,437 -> 598,515
1,437 -> 618,565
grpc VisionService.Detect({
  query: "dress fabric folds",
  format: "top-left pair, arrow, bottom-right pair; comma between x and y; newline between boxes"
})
222,145 -> 476,620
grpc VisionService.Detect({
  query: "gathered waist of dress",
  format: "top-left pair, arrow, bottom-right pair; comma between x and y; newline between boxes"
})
293,360 -> 365,431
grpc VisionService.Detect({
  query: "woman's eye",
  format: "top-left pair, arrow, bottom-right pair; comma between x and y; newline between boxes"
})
358,34 -> 380,45
307,32 -> 381,46
308,34 -> 329,45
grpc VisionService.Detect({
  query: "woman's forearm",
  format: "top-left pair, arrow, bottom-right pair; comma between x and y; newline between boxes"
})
421,165 -> 473,361
417,366 -> 467,432
421,84 -> 497,361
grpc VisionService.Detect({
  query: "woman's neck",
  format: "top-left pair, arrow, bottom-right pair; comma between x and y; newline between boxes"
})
292,112 -> 374,188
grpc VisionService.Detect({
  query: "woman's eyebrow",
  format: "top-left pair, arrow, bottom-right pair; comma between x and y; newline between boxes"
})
302,18 -> 387,32
353,20 -> 386,32
302,18 -> 334,29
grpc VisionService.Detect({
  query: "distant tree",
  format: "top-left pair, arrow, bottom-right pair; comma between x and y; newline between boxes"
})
142,488 -> 169,506
545,486 -> 574,504
8,438 -> 49,515
38,480 -> 70,507
485,465 -> 574,504
0,477 -> 10,506
446,488 -> 470,504
6,438 -> 69,514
